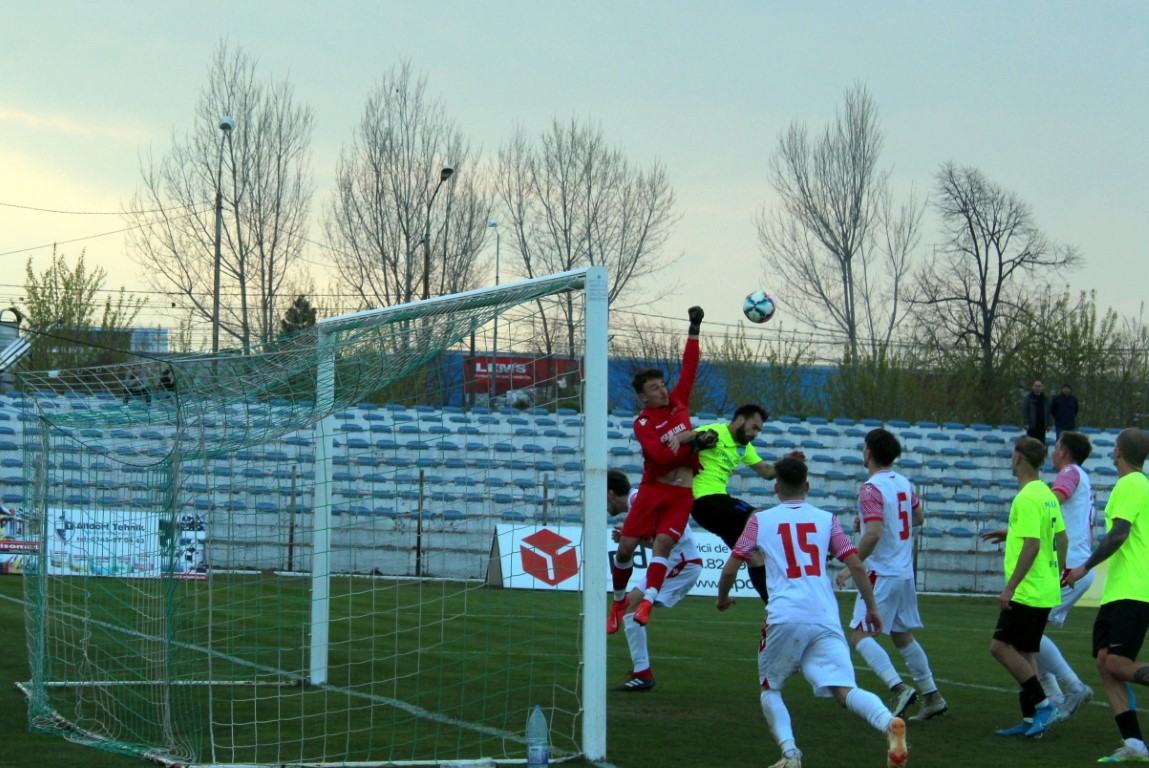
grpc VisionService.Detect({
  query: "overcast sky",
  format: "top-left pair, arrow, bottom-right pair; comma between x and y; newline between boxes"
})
1,1 -> 1146,342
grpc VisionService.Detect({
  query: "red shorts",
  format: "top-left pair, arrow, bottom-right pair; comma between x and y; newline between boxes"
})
620,481 -> 694,541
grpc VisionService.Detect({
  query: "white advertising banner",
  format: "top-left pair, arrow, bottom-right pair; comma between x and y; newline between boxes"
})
492,524 -> 763,598
44,508 -> 208,578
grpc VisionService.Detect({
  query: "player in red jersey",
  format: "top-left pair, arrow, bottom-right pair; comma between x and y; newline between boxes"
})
608,306 -> 716,633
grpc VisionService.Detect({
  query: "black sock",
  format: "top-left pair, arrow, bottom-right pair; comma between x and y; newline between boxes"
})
1020,675 -> 1045,717
748,564 -> 769,605
1117,710 -> 1143,742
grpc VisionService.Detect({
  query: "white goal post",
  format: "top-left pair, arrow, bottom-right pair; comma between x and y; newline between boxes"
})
19,266 -> 610,767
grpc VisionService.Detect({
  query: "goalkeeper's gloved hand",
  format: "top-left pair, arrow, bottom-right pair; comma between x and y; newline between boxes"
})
692,430 -> 718,451
688,306 -> 704,335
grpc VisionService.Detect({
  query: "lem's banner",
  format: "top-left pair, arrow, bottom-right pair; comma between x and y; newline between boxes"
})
488,524 -> 762,598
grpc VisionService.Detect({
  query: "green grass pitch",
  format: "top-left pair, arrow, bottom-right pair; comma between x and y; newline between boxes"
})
0,576 -> 1129,767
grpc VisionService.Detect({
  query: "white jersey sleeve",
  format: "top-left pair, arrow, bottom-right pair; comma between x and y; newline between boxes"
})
1053,464 -> 1094,569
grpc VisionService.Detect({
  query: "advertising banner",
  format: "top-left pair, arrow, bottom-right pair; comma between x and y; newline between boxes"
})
32,508 -> 208,579
491,524 -> 763,598
466,356 -> 581,396
0,510 -> 35,574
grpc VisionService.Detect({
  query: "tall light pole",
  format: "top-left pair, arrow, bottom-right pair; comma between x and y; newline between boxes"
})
487,219 -> 500,402
212,115 -> 235,354
421,165 -> 455,301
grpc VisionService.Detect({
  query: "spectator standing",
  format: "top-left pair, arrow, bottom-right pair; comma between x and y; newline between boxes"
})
1050,384 -> 1079,439
1023,381 -> 1051,442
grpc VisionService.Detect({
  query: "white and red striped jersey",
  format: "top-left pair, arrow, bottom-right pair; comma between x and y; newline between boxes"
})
1052,464 -> 1094,569
732,500 -> 857,626
858,470 -> 919,578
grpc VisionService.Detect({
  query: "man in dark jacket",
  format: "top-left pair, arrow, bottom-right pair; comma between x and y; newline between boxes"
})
1050,384 -> 1079,439
1023,381 -> 1051,442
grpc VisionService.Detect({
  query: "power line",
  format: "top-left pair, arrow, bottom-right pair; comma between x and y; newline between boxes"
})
0,206 -> 211,258
0,200 -> 202,216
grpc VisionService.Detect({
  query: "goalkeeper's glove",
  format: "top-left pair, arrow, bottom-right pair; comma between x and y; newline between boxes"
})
688,306 -> 704,335
691,430 -> 718,452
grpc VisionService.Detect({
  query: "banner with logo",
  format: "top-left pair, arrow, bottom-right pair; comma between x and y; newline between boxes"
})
490,524 -> 763,598
43,508 -> 208,578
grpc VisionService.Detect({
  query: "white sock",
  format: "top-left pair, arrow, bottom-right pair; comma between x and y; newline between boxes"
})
760,689 -> 795,751
856,636 -> 902,689
1036,635 -> 1082,692
898,640 -> 937,694
1040,672 -> 1063,701
622,614 -> 649,674
846,687 -> 895,733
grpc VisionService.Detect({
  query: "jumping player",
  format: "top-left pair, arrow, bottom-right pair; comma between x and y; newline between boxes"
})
692,404 -> 776,605
836,428 -> 946,721
606,469 -> 703,692
716,456 -> 909,768
608,306 -> 714,633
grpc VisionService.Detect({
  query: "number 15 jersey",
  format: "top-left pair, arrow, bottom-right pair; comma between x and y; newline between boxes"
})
859,470 -> 919,578
732,501 -> 857,627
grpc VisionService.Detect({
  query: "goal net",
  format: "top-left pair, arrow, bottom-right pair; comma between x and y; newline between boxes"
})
16,267 -> 610,767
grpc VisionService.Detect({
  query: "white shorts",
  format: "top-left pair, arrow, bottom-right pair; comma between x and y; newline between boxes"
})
850,575 -> 923,634
635,562 -> 702,609
1048,569 -> 1095,628
758,622 -> 857,698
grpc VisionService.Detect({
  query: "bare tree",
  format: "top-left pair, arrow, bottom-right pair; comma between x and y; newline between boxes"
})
128,42 -> 315,352
756,83 -> 923,359
323,62 -> 490,309
912,162 -> 1081,401
494,117 -> 679,357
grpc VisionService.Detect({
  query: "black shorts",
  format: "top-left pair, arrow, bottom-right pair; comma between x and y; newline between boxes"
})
993,602 -> 1052,653
1093,600 -> 1149,661
691,494 -> 756,548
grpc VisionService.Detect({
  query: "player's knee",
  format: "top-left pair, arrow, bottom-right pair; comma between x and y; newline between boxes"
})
1102,652 -> 1128,679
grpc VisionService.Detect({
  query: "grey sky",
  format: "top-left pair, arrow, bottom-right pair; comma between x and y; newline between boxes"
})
1,1 -> 1145,337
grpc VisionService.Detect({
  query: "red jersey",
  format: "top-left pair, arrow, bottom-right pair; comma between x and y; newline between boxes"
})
633,336 -> 701,484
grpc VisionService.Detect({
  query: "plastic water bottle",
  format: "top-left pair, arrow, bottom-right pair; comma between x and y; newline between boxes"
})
526,704 -> 549,768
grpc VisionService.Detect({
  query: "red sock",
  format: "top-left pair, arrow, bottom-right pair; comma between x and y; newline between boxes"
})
611,560 -> 633,593
644,558 -> 669,594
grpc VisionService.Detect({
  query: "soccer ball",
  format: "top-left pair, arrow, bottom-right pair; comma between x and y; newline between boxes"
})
743,290 -> 776,323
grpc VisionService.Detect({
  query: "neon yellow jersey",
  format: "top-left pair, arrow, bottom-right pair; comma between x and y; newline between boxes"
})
1101,471 -> 1149,604
1005,479 -> 1065,608
692,423 -> 762,498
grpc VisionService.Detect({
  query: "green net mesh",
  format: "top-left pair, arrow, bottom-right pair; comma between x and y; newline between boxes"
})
16,269 -> 604,767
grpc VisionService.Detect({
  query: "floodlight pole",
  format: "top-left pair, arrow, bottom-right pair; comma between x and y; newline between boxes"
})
421,165 -> 455,301
212,115 -> 235,355
487,219 -> 500,402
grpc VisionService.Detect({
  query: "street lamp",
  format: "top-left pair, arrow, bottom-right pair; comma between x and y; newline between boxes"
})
421,165 -> 455,301
487,219 -> 500,402
212,115 -> 235,354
